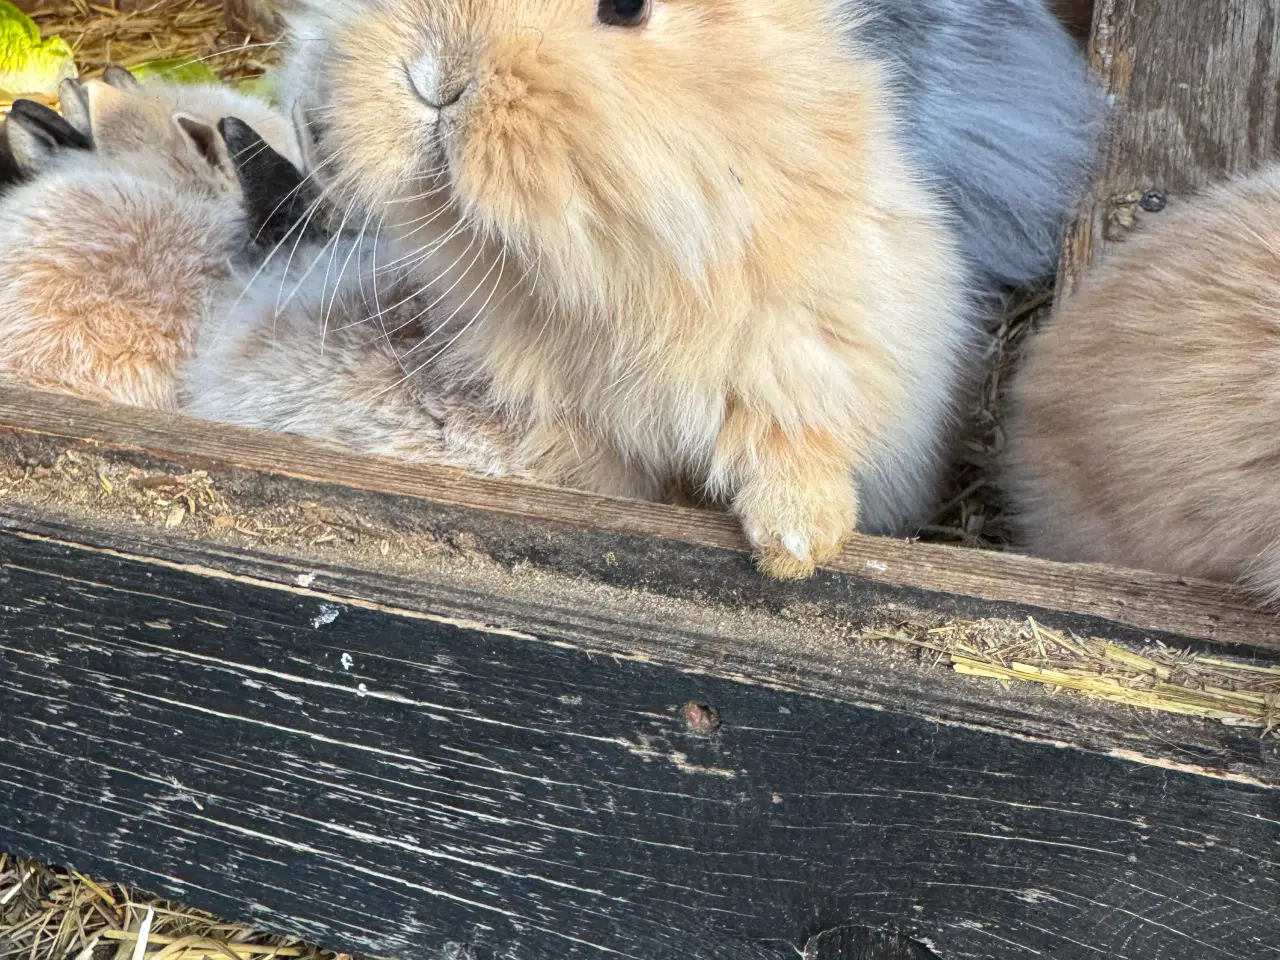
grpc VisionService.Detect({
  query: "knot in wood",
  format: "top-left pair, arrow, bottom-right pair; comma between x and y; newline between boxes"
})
681,700 -> 721,733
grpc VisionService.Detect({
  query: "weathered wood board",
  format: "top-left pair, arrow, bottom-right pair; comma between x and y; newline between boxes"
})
1057,0 -> 1280,297
3,529 -> 1278,960
0,386 -> 1277,960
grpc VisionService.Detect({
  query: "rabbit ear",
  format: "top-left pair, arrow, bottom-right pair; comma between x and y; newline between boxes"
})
101,64 -> 140,91
5,114 -> 60,175
0,125 -> 25,189
5,98 -> 92,174
172,112 -> 235,177
219,114 -> 327,249
58,78 -> 94,141
83,78 -> 127,130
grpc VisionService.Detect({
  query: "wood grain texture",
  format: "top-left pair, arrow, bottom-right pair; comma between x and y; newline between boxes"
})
1,531 -> 1276,960
0,382 -> 1277,652
1057,0 -> 1280,297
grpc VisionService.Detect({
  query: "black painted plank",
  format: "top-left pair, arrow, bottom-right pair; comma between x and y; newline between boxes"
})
1,532 -> 1277,960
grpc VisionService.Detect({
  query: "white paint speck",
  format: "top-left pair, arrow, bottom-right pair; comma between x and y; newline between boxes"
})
311,604 -> 340,629
865,560 -> 889,574
295,573 -> 316,587
356,683 -> 369,697
340,653 -> 354,671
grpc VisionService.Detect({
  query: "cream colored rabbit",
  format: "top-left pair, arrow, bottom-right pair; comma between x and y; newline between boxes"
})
269,0 -> 976,579
1006,164 -> 1280,599
0,70 -> 304,410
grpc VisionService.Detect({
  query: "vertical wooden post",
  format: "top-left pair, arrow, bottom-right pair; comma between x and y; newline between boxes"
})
1056,0 -> 1280,301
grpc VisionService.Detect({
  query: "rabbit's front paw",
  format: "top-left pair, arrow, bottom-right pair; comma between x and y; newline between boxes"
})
736,473 -> 857,580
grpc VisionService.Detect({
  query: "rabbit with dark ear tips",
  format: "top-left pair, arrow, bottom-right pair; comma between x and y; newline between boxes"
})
183,103 -> 536,481
0,73 -> 302,410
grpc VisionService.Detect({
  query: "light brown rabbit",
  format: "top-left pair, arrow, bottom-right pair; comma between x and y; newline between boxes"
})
1005,164 -> 1280,598
272,0 -> 975,579
0,71 -> 302,410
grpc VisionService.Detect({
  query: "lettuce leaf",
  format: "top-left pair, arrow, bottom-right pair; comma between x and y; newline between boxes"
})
0,0 -> 76,98
128,57 -> 223,87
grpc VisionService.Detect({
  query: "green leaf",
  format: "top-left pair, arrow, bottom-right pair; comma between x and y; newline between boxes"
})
233,70 -> 277,104
128,57 -> 223,87
0,0 -> 77,98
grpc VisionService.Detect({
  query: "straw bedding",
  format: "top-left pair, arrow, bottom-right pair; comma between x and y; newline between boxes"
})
1,0 -> 278,110
0,858 -> 350,960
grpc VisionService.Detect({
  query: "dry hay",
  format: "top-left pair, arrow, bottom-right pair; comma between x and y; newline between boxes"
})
915,284 -> 1050,551
870,615 -> 1280,737
0,858 -> 355,960
1,0 -> 279,111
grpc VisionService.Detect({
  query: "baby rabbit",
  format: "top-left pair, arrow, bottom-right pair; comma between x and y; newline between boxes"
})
0,70 -> 304,410
267,0 -> 983,580
179,112 -> 527,477
183,229 -> 534,481
1005,164 -> 1280,599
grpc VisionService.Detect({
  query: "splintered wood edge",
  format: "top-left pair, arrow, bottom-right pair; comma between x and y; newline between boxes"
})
1054,0 -> 1118,302
0,383 -> 1273,652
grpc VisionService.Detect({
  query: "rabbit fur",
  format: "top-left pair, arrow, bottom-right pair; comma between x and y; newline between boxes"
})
267,0 -> 980,579
1005,164 -> 1280,600
0,76 -> 295,410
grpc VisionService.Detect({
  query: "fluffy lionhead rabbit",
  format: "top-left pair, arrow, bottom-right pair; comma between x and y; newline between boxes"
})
1005,164 -> 1280,599
284,0 -> 1103,296
0,69 -> 305,410
270,0 -> 980,579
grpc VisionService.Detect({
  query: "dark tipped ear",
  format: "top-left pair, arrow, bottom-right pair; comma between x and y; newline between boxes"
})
219,114 -> 329,249
9,98 -> 92,151
5,116 -> 59,175
173,112 -> 234,176
101,64 -> 140,91
5,98 -> 92,174
58,78 -> 93,142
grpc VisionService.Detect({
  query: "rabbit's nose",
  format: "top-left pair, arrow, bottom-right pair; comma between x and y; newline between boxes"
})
437,76 -> 472,108
406,57 -> 472,110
